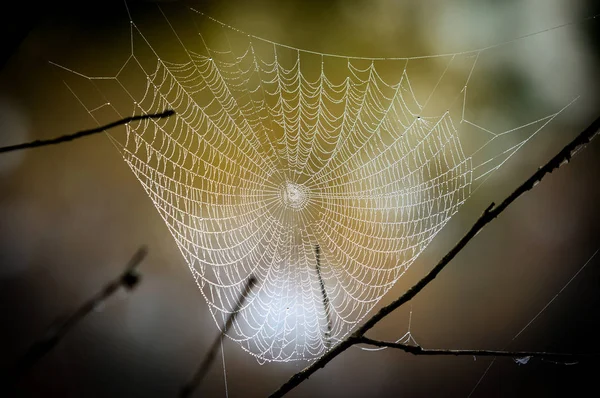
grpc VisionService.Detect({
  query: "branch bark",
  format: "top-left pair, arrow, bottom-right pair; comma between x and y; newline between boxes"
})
269,115 -> 600,398
359,337 -> 598,364
0,110 -> 175,154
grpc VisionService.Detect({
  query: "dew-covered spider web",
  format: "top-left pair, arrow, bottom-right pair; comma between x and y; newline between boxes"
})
53,5 -> 578,363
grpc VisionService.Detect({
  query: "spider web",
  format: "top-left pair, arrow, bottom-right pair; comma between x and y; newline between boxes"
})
53,5 -> 575,363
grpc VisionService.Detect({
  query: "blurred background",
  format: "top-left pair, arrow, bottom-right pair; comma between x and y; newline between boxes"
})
1,0 -> 599,397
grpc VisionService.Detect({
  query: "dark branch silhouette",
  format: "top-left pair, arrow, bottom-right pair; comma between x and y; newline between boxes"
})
0,110 -> 175,154
8,246 -> 148,386
315,245 -> 332,348
268,115 -> 600,398
180,276 -> 257,398
358,337 -> 598,364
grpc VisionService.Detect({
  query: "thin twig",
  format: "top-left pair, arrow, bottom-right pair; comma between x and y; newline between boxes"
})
8,246 -> 148,384
180,276 -> 257,398
269,115 -> 600,398
315,245 -> 332,348
0,110 -> 175,154
359,337 -> 598,364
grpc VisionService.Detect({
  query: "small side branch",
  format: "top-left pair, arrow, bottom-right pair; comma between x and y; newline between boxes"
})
0,110 -> 175,154
268,114 -> 600,398
359,337 -> 599,364
180,276 -> 257,398
8,246 -> 148,384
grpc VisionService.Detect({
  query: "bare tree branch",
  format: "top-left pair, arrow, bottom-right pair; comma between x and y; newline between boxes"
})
269,115 -> 600,398
358,337 -> 599,364
8,246 -> 148,385
0,110 -> 175,154
180,276 -> 257,398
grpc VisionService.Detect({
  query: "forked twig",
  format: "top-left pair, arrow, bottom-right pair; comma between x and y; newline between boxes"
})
269,115 -> 600,398
180,276 -> 257,398
0,110 -> 175,154
8,246 -> 148,384
358,337 -> 598,364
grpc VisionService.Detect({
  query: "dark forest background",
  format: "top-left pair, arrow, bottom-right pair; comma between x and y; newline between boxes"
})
1,1 -> 600,397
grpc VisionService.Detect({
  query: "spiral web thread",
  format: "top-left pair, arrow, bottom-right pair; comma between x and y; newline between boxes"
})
53,5 -> 574,362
